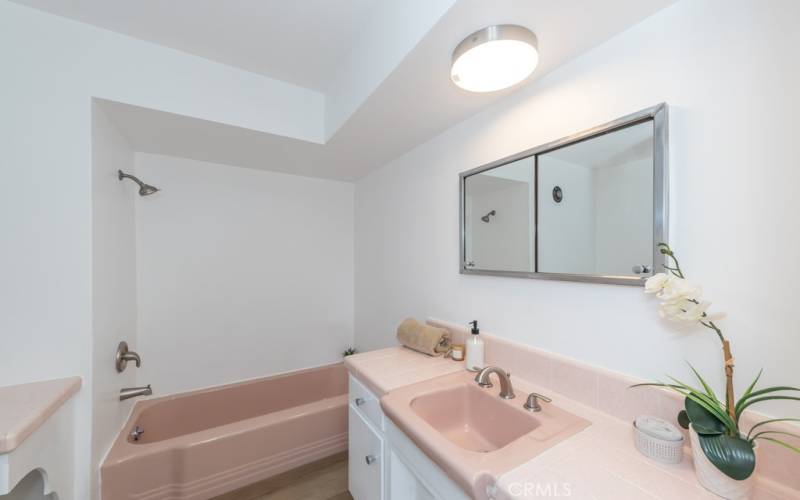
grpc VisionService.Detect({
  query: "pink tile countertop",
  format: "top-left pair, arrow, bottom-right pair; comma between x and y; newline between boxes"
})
0,377 -> 82,453
344,346 -> 464,397
345,346 -> 797,500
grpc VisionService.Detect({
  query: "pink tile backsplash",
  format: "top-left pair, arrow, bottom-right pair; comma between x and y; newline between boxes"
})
426,318 -> 800,492
551,355 -> 600,408
597,368 -> 661,424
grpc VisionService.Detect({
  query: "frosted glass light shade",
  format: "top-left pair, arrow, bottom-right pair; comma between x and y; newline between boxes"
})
450,25 -> 539,93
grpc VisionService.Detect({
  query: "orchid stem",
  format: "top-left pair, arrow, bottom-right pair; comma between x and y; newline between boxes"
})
658,242 -> 735,421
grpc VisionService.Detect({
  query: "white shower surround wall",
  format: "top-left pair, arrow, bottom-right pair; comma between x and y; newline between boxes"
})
354,0 -> 800,419
134,154 -> 355,397
90,104 -> 139,500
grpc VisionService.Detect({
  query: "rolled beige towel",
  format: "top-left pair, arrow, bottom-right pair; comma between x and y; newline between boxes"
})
396,318 -> 450,356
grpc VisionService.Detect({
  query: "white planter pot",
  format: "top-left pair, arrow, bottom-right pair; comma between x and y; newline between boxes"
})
689,425 -> 755,499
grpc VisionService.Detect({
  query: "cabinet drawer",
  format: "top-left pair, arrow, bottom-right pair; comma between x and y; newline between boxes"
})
348,406 -> 384,500
349,374 -> 384,430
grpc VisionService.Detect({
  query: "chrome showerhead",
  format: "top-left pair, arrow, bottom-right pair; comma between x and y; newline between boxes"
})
481,210 -> 496,223
138,183 -> 159,196
118,170 -> 160,196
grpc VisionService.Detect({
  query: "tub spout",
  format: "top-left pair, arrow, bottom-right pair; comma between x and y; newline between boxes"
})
120,385 -> 152,401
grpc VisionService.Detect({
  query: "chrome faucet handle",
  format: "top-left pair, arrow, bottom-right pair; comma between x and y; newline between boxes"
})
116,341 -> 142,372
523,392 -> 552,412
121,352 -> 141,367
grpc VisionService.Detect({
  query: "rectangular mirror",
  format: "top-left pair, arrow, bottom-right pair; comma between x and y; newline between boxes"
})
460,104 -> 668,285
463,156 -> 535,273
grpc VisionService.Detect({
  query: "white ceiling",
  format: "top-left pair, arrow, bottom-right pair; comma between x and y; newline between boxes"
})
10,0 -> 380,91
19,0 -> 677,180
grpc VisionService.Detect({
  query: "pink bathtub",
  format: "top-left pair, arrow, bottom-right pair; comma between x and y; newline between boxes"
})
101,363 -> 348,500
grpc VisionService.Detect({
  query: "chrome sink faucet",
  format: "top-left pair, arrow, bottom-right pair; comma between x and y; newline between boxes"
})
474,366 -> 516,399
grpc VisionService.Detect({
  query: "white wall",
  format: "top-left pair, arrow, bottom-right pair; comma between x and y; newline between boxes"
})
537,156 -> 595,274
90,104 -> 138,499
134,154 -> 354,396
354,0 -> 800,418
593,159 -> 653,275
0,3 -> 324,498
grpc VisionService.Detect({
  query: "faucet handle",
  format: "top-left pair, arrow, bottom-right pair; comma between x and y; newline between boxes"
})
116,341 -> 142,372
523,392 -> 551,412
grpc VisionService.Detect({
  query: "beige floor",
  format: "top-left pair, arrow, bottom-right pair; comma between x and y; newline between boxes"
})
211,452 -> 353,500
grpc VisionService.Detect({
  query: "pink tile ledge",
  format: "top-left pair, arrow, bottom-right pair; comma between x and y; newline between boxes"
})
0,377 -> 82,453
345,346 -> 463,396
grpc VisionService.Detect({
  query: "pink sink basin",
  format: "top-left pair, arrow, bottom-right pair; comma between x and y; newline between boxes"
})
410,383 -> 540,452
381,371 -> 591,499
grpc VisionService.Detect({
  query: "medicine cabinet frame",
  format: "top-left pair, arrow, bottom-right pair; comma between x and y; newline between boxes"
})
458,103 -> 669,286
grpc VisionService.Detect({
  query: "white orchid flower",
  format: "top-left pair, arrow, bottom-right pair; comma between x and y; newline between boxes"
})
643,247 -> 725,329
704,310 -> 727,322
658,299 -> 685,320
658,298 -> 724,325
657,276 -> 702,303
675,300 -> 712,322
644,273 -> 670,294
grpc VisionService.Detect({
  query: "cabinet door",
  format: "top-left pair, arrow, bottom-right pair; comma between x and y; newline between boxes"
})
388,449 -> 437,500
348,406 -> 383,500
349,375 -> 384,431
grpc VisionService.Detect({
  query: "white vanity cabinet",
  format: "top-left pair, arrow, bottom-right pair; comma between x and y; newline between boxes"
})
348,405 -> 384,500
348,374 -> 384,500
347,375 -> 470,500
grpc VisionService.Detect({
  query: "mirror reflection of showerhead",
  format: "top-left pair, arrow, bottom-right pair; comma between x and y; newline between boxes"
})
118,170 -> 160,196
481,210 -> 496,223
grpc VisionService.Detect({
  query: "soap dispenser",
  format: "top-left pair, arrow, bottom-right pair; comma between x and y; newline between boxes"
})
465,320 -> 485,372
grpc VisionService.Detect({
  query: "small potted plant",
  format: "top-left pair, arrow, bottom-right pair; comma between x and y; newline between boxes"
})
636,244 -> 800,499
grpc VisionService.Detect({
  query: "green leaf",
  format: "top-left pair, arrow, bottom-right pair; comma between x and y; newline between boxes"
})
666,376 -> 717,405
737,396 -> 800,419
758,437 -> 800,454
677,410 -> 691,430
687,362 -> 718,401
631,379 -> 735,432
746,386 -> 800,397
685,396 -> 726,435
750,430 -> 800,442
697,433 -> 756,480
737,369 -> 763,405
746,418 -> 800,440
667,378 -> 735,432
736,385 -> 800,415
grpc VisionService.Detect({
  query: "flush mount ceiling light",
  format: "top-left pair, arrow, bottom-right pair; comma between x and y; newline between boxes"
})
450,25 -> 539,93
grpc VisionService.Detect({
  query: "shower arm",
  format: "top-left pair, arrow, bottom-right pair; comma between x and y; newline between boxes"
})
118,170 -> 146,188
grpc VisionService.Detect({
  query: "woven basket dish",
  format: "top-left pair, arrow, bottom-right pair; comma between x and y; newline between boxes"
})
633,415 -> 684,464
